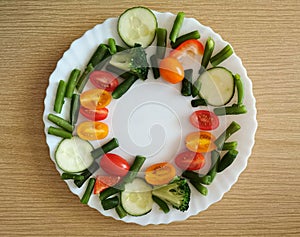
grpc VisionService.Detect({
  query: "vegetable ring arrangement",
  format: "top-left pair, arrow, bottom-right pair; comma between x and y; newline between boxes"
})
44,7 -> 257,225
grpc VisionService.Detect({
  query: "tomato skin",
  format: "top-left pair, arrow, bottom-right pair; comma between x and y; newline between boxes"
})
93,175 -> 121,194
89,70 -> 119,92
185,131 -> 216,153
145,162 -> 176,185
170,39 -> 204,60
159,57 -> 184,84
77,121 -> 109,140
190,110 -> 219,131
175,151 -> 206,171
80,106 -> 108,121
80,89 -> 111,111
100,153 -> 130,177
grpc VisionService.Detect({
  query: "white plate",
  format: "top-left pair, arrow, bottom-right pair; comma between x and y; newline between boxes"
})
43,10 -> 257,225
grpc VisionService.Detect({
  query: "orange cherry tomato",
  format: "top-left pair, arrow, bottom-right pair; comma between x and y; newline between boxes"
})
145,162 -> 176,185
159,57 -> 184,84
77,121 -> 108,140
185,131 -> 216,153
80,89 -> 111,111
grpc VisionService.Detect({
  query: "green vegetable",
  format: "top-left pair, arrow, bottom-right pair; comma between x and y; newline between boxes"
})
234,73 -> 244,106
48,126 -> 72,139
61,173 -> 84,181
65,69 -> 81,98
76,63 -> 94,93
108,38 -> 117,55
99,187 -> 120,201
169,12 -> 185,43
116,203 -> 127,218
109,44 -> 149,80
171,30 -> 200,49
201,37 -> 215,70
156,28 -> 167,58
105,64 -> 134,80
222,141 -> 238,151
88,44 -> 109,67
210,44 -> 233,66
181,170 -> 211,185
181,69 -> 193,96
91,137 -> 119,159
101,196 -> 119,210
205,150 -> 220,183
48,113 -> 74,132
218,149 -> 239,172
70,94 -> 80,126
191,98 -> 206,107
80,178 -> 96,204
152,177 -> 191,212
150,55 -> 160,79
152,195 -> 170,213
74,162 -> 99,188
189,180 -> 208,196
112,74 -> 138,99
214,121 -> 241,149
54,80 -> 67,113
214,104 -> 247,116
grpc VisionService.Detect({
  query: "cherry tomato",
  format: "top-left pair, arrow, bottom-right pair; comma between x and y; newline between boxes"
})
190,110 -> 219,130
89,70 -> 119,92
175,151 -> 205,171
80,89 -> 111,111
77,121 -> 108,140
185,131 -> 216,153
145,162 -> 176,185
159,57 -> 184,84
100,153 -> 130,177
170,39 -> 204,60
93,175 -> 121,194
80,106 -> 108,121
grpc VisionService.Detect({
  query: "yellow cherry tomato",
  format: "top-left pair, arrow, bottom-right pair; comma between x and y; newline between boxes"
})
185,131 -> 216,153
145,162 -> 176,185
80,89 -> 111,110
77,121 -> 108,140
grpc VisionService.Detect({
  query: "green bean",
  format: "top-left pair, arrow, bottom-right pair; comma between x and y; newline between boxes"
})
54,80 -> 67,113
108,38 -> 117,55
156,28 -> 167,58
61,173 -> 84,181
222,141 -> 238,151
116,203 -> 127,218
210,44 -> 233,66
48,126 -> 72,139
191,98 -> 206,107
105,64 -> 134,80
201,37 -> 215,69
182,170 -> 211,185
150,55 -> 160,79
80,178 -> 96,204
91,138 -> 119,159
217,149 -> 239,172
48,113 -> 74,132
88,44 -> 109,67
116,45 -> 127,52
152,195 -> 170,213
70,94 -> 80,126
171,30 -> 200,49
121,155 -> 146,185
101,196 -> 119,210
214,121 -> 241,149
234,74 -> 244,106
181,69 -> 193,96
169,12 -> 185,43
74,162 -> 99,188
206,150 -> 220,183
76,63 -> 94,93
214,104 -> 247,116
190,180 -> 208,196
65,69 -> 81,98
112,75 -> 138,99
99,187 -> 121,201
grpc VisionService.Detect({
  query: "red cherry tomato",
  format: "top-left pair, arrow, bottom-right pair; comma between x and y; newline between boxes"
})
100,153 -> 130,177
89,70 -> 119,92
159,57 -> 184,84
175,151 -> 205,171
170,39 -> 204,60
80,106 -> 108,121
93,175 -> 121,194
190,110 -> 219,130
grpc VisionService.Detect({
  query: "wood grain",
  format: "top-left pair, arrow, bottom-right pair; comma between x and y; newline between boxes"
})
0,0 -> 299,236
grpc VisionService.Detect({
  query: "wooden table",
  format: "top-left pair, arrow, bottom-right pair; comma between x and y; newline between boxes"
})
1,0 -> 299,236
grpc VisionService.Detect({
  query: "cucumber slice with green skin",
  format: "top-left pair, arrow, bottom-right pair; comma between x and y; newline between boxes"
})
121,178 -> 153,216
198,67 -> 235,106
55,136 -> 94,173
117,7 -> 157,47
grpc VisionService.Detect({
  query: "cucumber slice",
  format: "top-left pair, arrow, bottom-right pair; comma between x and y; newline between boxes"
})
121,178 -> 153,216
117,7 -> 157,47
198,67 -> 235,106
55,136 -> 94,173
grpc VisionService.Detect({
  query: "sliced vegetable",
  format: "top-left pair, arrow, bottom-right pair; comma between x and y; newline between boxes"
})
48,113 -> 74,132
150,54 -> 160,79
54,80 -> 67,113
190,110 -> 219,131
117,6 -> 157,47
108,38 -> 117,55
91,137 -> 119,159
170,39 -> 204,62
65,69 -> 81,98
89,70 -> 118,92
48,126 -> 72,139
200,37 -> 215,70
121,178 -> 153,216
189,179 -> 208,196
181,170 -> 211,185
116,203 -> 127,218
81,178 -> 96,204
159,57 -> 184,84
181,69 -> 193,96
80,89 -> 111,110
152,195 -> 170,213
100,153 -> 130,177
210,44 -> 233,67
156,28 -> 167,58
191,98 -> 206,107
112,74 -> 138,99
101,196 -> 119,210
55,136 -> 94,173
76,63 -> 94,93
214,121 -> 241,149
61,173 -> 84,181
169,12 -> 185,43
175,151 -> 205,171
70,94 -> 80,126
222,141 -> 238,151
170,31 -> 201,49
77,121 -> 109,141
185,131 -> 216,153
99,187 -> 120,201
94,175 -> 121,194
88,44 -> 109,67
234,73 -> 244,106
217,149 -> 238,172
80,106 -> 108,121
204,150 -> 220,184
74,161 -> 99,188
214,104 -> 247,116
145,162 -> 176,185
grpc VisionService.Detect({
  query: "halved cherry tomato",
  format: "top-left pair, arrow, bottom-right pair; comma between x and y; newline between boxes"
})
185,131 -> 216,153
159,57 -> 184,84
93,175 -> 121,194
170,39 -> 204,60
100,153 -> 130,177
89,70 -> 119,92
80,89 -> 111,111
145,162 -> 176,185
175,151 -> 205,171
190,110 -> 219,131
77,121 -> 108,140
79,106 -> 108,121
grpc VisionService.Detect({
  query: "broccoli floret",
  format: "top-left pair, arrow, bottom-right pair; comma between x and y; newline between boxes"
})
152,177 -> 191,212
109,44 -> 149,80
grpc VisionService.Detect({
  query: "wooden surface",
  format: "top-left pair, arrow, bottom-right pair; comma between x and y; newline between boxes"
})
1,0 -> 299,236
